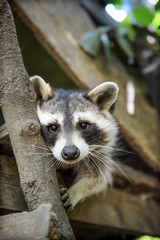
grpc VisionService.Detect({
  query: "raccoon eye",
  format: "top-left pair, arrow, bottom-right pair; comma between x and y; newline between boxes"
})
79,122 -> 90,130
48,124 -> 58,132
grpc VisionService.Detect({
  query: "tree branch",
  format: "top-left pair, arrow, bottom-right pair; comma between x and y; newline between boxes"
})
0,1 -> 75,239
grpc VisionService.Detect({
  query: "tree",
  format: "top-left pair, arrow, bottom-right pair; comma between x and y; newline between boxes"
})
0,0 -> 75,239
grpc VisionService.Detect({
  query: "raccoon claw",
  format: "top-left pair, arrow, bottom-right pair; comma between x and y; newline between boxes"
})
59,186 -> 72,212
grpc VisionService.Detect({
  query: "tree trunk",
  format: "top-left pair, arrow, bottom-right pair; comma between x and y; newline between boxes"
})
0,1 -> 75,239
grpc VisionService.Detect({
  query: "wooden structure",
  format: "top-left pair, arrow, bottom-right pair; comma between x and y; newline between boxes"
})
0,0 -> 160,239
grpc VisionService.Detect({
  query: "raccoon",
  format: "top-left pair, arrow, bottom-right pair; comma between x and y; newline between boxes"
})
30,75 -> 119,209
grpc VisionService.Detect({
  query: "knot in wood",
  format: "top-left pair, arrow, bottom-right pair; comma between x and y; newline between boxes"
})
20,120 -> 40,136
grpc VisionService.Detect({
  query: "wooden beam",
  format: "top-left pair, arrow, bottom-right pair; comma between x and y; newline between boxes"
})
0,154 -> 27,212
69,187 -> 160,237
0,204 -> 55,240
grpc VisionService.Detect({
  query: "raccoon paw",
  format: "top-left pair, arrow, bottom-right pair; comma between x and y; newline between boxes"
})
59,186 -> 72,212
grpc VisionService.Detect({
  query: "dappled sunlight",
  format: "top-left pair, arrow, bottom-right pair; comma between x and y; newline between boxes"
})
105,3 -> 127,22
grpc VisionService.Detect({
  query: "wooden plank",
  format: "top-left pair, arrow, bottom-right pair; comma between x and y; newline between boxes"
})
11,0 -> 160,169
69,188 -> 160,237
0,204 -> 53,240
70,220 -> 141,240
0,154 -> 27,212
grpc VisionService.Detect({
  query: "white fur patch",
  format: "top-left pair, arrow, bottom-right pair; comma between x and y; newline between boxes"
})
51,132 -> 89,165
37,107 -> 64,126
30,75 -> 52,101
51,135 -> 66,162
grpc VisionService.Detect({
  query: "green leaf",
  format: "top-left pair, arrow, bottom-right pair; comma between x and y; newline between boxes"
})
152,11 -> 160,36
155,0 -> 160,10
137,235 -> 160,240
133,6 -> 155,26
116,29 -> 135,65
152,11 -> 160,28
79,26 -> 111,57
100,33 -> 113,63
79,31 -> 101,57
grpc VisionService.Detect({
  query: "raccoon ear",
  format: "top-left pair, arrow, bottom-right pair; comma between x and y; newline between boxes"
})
86,82 -> 119,111
30,75 -> 53,101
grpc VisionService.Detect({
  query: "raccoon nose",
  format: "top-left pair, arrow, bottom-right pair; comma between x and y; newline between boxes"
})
61,146 -> 80,160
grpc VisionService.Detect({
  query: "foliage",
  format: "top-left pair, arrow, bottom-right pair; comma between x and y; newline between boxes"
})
80,0 -> 160,69
79,26 -> 111,57
133,5 -> 155,26
137,236 -> 160,240
119,1 -> 160,37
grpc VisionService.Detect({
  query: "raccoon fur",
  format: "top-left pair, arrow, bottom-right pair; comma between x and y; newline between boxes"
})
30,75 -> 119,209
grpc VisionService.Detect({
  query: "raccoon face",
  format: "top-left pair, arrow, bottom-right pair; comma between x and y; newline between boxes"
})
30,76 -> 119,166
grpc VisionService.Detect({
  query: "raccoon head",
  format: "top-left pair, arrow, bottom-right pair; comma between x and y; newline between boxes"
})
31,76 -> 119,167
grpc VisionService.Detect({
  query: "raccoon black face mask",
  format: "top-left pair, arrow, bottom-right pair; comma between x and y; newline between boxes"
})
30,75 -> 119,209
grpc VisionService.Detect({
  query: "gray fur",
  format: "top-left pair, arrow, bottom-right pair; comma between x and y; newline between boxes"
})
31,76 -> 119,208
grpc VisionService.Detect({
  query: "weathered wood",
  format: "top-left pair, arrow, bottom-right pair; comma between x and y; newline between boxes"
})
0,204 -> 53,240
11,0 -> 160,169
69,188 -> 160,237
0,154 -> 27,212
0,1 -> 75,239
70,220 -> 141,240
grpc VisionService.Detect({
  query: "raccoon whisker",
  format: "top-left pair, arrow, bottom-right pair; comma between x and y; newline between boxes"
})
84,156 -> 95,176
24,154 -> 53,161
89,151 -> 112,171
45,158 -> 57,171
92,150 -> 132,183
84,157 -> 91,173
45,158 -> 55,166
76,161 -> 82,171
25,153 -> 53,156
18,143 -> 49,150
46,161 -> 53,167
89,151 -> 113,172
87,156 -> 100,179
55,160 -> 60,168
90,144 -> 135,155
52,159 -> 61,169
87,158 -> 101,181
88,154 -> 107,183
48,162 -> 56,171
58,161 -> 64,169
106,158 -> 132,183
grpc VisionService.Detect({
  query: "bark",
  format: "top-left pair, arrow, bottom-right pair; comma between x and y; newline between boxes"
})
0,1 -> 75,239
